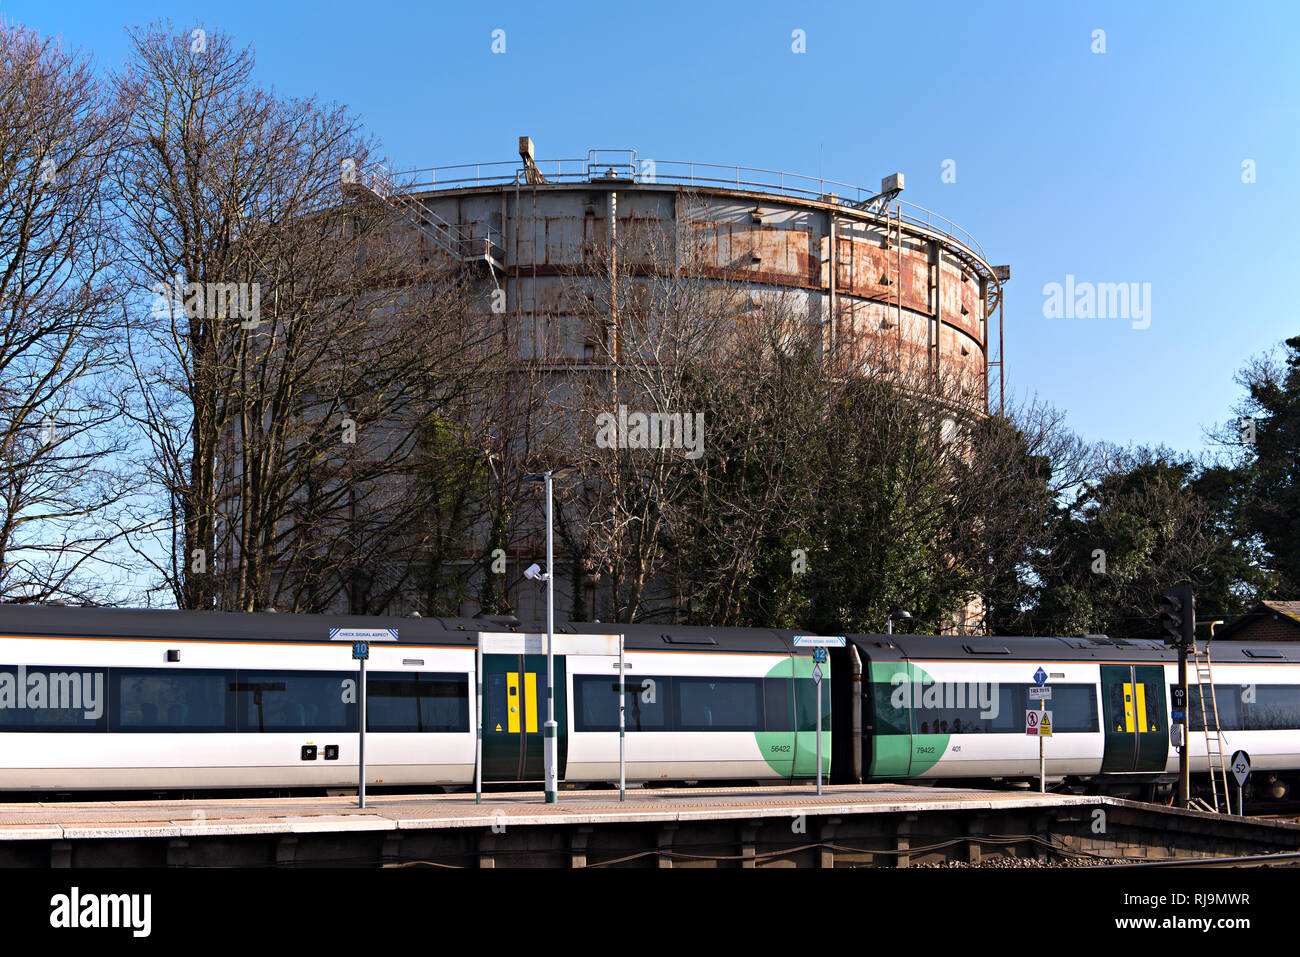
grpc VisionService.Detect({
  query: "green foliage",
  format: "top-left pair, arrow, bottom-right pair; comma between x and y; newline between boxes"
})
1242,335 -> 1300,596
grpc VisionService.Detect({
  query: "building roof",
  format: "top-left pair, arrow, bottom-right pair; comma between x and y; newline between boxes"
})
1215,601 -> 1300,641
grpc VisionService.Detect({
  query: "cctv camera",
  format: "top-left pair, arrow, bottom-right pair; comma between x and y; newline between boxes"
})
524,563 -> 545,581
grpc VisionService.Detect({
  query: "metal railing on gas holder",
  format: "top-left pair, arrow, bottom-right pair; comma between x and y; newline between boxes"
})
378,150 -> 989,262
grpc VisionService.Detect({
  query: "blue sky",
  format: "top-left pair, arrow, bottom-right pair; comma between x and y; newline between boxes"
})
10,0 -> 1299,455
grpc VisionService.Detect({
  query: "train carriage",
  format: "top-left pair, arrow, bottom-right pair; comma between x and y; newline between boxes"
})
0,604 -> 1296,799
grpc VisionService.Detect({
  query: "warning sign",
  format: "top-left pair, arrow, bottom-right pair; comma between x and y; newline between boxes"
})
1025,710 -> 1040,735
1039,712 -> 1053,737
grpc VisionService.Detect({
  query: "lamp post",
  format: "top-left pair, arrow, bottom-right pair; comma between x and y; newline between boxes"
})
524,465 -> 575,804
886,610 -> 912,635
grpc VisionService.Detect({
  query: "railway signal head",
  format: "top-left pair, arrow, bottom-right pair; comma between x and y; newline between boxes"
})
1159,585 -> 1196,646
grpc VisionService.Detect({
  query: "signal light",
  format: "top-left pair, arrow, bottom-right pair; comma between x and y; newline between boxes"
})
1159,584 -> 1196,646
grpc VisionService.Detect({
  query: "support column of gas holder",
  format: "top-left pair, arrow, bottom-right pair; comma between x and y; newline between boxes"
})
474,631 -> 626,805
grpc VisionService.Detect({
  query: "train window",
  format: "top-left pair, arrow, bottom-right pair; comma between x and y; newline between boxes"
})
677,677 -> 762,731
793,678 -> 831,732
115,669 -> 232,732
572,674 -> 669,731
869,683 -> 911,735
1179,684 -> 1300,732
1050,684 -> 1101,733
367,673 -> 469,733
763,677 -> 792,732
899,682 -> 1098,734
232,671 -> 355,733
0,666 -> 109,731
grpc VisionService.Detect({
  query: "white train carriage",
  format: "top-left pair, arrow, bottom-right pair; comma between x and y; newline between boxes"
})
0,608 -> 482,791
853,633 -> 1300,797
1,604 -> 1297,798
561,624 -> 829,784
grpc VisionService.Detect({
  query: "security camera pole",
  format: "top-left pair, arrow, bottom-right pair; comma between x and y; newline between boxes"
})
543,468 -> 558,804
523,466 -> 574,805
886,610 -> 912,636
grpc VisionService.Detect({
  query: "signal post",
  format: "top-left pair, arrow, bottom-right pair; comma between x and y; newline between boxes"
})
1160,584 -> 1195,808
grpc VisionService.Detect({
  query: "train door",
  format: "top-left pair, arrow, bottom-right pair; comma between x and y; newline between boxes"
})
1100,665 -> 1168,772
865,659 -> 913,780
482,653 -> 568,782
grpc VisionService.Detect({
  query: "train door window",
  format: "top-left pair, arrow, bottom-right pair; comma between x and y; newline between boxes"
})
871,681 -> 910,735
1110,683 -> 1133,733
794,678 -> 832,732
486,673 -> 507,732
1140,682 -> 1162,733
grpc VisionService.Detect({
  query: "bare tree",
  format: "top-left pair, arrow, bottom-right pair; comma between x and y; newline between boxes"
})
112,23 -> 493,612
0,25 -> 137,603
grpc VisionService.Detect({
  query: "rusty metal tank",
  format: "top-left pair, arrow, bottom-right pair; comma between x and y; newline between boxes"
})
356,142 -> 1006,412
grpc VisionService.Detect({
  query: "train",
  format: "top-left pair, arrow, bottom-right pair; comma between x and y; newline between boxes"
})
0,604 -> 1296,800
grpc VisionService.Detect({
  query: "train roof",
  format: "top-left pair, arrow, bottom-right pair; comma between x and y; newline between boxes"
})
0,604 -> 482,646
1,606 -> 1296,662
0,605 -> 799,653
847,632 -> 1300,664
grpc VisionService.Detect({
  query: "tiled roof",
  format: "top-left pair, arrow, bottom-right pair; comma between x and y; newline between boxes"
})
1217,600 -> 1300,640
1262,600 -> 1300,622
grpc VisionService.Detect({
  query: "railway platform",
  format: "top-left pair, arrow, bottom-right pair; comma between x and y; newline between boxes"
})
1,783 -> 1298,867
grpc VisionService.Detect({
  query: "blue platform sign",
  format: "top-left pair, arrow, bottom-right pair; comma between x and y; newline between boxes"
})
812,647 -> 827,663
1033,667 -> 1048,687
352,641 -> 370,660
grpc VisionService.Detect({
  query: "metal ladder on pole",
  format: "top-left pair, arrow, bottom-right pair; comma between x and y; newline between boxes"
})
1192,641 -> 1231,812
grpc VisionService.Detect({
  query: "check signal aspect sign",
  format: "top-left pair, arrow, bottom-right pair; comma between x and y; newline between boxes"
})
330,628 -> 398,641
793,636 -> 846,647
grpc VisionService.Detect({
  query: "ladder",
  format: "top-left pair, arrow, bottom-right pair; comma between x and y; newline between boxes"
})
344,164 -> 504,273
1192,642 -> 1231,812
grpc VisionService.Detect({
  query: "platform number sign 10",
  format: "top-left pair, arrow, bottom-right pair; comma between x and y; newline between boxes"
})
352,641 -> 369,660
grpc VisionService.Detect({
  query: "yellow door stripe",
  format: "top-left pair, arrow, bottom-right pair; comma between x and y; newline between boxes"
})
507,671 -> 520,733
1135,682 -> 1148,733
525,673 -> 538,733
1123,682 -> 1135,733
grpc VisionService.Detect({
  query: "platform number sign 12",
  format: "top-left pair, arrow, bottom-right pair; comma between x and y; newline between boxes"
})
812,647 -> 827,663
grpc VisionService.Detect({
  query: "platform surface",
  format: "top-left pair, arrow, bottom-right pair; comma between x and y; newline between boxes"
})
0,784 -> 1136,841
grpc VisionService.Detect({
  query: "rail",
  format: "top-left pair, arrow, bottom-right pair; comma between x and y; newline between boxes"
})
370,148 -> 990,263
